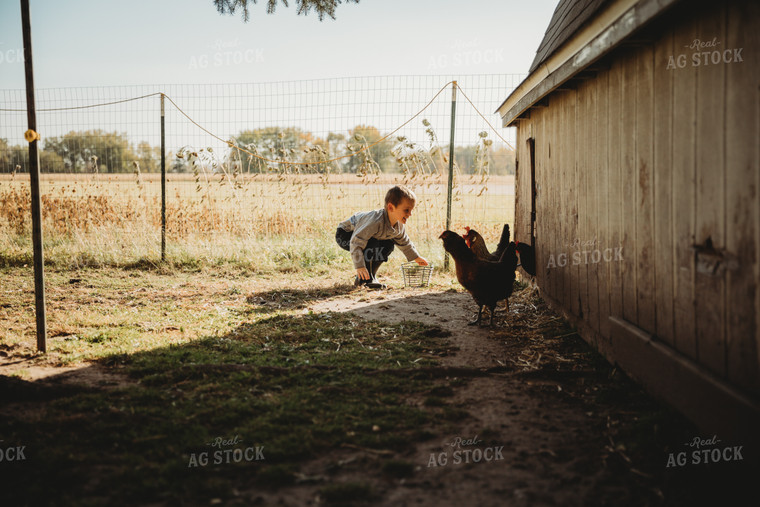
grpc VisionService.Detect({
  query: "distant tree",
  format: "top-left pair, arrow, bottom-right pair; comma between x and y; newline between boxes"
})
491,145 -> 515,175
214,0 -> 359,22
169,151 -> 189,173
454,145 -> 477,175
326,132 -> 348,172
345,125 -> 394,174
43,130 -> 135,173
1,139 -> 65,173
454,143 -> 515,176
0,138 -> 9,171
233,127 -> 314,172
134,141 -> 161,173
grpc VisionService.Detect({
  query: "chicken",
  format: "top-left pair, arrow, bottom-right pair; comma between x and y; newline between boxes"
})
463,224 -> 537,278
463,224 -> 515,311
462,224 -> 511,262
440,230 -> 518,326
515,240 -> 536,277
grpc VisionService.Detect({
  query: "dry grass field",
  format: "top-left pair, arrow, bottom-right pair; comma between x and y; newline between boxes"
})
0,172 -> 514,268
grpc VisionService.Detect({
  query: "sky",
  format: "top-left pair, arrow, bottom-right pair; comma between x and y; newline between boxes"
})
0,0 -> 558,89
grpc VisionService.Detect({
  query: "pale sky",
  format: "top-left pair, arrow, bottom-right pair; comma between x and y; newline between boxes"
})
0,0 -> 557,89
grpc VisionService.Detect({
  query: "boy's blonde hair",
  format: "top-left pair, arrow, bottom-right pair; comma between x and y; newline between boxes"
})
384,185 -> 417,207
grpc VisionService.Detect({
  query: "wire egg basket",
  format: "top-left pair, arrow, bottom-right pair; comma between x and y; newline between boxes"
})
401,262 -> 434,288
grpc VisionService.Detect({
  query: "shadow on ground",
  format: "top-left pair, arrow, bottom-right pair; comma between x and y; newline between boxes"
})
0,286 -> 757,506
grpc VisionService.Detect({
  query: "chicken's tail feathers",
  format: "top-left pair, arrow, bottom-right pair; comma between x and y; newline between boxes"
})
495,223 -> 511,255
499,241 -> 519,269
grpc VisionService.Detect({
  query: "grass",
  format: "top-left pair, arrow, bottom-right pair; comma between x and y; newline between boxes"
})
0,263 -> 463,506
0,246 -> 464,360
0,171 -> 514,234
0,172 -> 514,273
2,262 -> 755,506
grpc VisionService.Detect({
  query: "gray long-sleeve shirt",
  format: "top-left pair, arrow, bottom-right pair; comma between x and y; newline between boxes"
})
338,208 -> 421,269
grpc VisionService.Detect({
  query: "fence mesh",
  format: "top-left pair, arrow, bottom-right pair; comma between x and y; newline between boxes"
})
1,75 -> 523,263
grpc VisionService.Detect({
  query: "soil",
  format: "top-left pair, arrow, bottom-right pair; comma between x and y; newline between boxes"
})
282,287 -> 653,507
232,284 -> 754,506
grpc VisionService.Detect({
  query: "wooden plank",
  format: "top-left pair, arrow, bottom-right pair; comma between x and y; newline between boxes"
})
596,69 -> 612,340
517,124 -> 530,247
568,89 -> 580,317
577,81 -> 591,325
609,316 -> 760,449
549,99 -> 560,302
694,4 -> 726,378
587,78 -> 599,334
561,90 -> 572,310
636,45 -> 656,334
725,0 -> 759,395
536,108 -> 549,295
652,26 -> 675,347
557,91 -> 567,309
537,100 -> 557,299
552,92 -> 565,302
671,14 -> 697,361
620,50 -> 638,324
607,58 -> 624,321
514,126 -> 524,249
586,77 -> 600,334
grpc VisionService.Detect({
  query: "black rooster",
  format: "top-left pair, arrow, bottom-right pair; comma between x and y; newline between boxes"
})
515,240 -> 536,277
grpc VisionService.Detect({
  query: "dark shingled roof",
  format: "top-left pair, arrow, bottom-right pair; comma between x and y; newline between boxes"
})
529,0 -> 611,73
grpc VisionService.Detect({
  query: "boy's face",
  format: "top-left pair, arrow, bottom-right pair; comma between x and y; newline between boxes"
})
387,198 -> 415,226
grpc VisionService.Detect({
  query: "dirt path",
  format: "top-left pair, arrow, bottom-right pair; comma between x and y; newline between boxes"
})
278,286 -> 669,506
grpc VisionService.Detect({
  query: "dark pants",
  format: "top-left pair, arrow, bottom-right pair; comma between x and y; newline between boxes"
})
335,227 -> 395,275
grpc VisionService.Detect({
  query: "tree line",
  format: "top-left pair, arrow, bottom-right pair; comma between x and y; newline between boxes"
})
1,126 -> 515,176
0,131 -> 160,174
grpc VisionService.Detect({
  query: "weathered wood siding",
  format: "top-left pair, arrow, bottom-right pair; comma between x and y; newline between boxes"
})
513,0 -> 760,403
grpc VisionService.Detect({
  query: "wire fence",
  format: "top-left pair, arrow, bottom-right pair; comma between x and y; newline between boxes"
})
0,75 -> 523,262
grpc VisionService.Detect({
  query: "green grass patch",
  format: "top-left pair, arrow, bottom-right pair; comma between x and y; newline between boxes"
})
0,307 -> 460,505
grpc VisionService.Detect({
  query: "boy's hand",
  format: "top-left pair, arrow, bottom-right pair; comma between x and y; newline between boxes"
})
414,256 -> 429,266
356,267 -> 371,280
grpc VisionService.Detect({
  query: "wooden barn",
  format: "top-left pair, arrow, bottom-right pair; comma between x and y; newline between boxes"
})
499,0 -> 760,445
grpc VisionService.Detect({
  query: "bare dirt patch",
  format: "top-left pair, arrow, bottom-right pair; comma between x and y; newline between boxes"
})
296,284 -> 753,506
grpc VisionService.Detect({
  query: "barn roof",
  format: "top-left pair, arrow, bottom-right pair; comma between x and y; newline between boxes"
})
498,0 -> 684,126
529,0 -> 610,73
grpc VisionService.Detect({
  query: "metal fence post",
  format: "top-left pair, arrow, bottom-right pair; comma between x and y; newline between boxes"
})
160,93 -> 166,262
444,81 -> 457,271
21,0 -> 47,353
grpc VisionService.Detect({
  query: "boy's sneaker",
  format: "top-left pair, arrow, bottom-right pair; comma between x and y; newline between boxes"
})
365,280 -> 387,290
354,276 -> 387,290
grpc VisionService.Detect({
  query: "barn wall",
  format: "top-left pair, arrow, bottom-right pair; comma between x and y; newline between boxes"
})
512,0 -> 760,433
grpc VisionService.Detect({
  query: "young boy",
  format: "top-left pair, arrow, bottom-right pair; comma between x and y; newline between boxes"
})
336,185 -> 429,289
